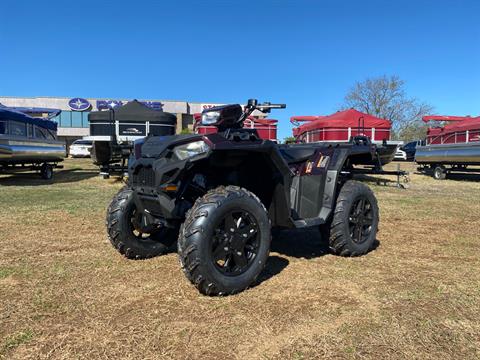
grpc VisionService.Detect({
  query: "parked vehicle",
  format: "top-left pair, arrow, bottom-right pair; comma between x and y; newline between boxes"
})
394,148 -> 407,161
104,99 -> 402,296
291,109 -> 400,165
88,100 -> 177,177
69,139 -> 93,158
0,107 -> 65,179
416,115 -> 480,179
394,140 -> 421,161
401,140 -> 422,161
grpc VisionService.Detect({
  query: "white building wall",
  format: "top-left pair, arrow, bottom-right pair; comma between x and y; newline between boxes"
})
0,96 -> 188,113
0,96 -> 267,138
57,127 -> 89,137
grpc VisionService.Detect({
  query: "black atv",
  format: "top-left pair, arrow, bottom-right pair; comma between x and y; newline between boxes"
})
106,99 -> 380,296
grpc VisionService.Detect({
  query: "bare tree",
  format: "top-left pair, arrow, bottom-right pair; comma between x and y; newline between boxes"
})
341,75 -> 433,140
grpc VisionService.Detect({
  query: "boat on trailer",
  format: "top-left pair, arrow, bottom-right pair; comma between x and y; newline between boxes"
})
0,107 -> 65,179
194,113 -> 279,141
416,115 -> 480,179
87,100 -> 177,178
291,109 -> 400,166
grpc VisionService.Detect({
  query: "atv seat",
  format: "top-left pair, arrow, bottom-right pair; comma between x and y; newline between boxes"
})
279,147 -> 316,164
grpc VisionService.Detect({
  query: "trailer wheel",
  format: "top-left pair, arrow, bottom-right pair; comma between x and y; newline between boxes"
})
40,163 -> 53,180
178,186 -> 271,296
106,187 -> 177,259
322,180 -> 379,257
433,165 -> 446,180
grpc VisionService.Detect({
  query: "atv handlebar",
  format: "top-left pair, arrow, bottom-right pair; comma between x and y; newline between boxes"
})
247,100 -> 286,114
237,99 -> 286,126
258,103 -> 286,110
246,99 -> 286,111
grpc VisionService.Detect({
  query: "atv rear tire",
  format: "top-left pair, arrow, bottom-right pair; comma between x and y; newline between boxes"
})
322,180 -> 379,257
106,187 -> 177,259
178,186 -> 271,296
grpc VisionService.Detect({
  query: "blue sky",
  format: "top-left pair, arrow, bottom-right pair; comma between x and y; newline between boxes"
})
1,0 -> 479,140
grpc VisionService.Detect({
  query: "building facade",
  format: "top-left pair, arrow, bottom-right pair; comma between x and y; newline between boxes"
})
0,96 -> 222,142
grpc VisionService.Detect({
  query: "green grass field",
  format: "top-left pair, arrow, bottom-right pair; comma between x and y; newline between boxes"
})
1,159 -> 479,359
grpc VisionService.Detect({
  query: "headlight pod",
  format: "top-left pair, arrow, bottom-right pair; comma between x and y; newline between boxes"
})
201,111 -> 220,125
173,140 -> 210,160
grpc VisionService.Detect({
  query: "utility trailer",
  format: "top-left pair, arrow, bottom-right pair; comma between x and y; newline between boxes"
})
87,100 -> 177,178
416,115 -> 480,179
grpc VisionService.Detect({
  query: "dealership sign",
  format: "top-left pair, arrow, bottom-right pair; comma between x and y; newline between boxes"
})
68,98 -> 91,111
96,100 -> 164,111
201,103 -> 223,110
96,100 -> 123,110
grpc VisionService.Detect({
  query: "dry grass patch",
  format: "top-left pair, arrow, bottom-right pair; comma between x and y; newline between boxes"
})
1,159 -> 479,359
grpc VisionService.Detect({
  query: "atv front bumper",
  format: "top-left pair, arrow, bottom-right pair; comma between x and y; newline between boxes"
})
129,157 -> 189,221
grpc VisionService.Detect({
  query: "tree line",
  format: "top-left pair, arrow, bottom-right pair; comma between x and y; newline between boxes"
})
285,75 -> 434,143
341,75 -> 433,141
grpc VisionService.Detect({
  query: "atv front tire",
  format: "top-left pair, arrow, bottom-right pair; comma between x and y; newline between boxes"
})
106,187 -> 177,259
322,180 -> 379,256
178,186 -> 271,296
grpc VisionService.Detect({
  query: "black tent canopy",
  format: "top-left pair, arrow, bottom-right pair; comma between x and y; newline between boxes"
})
89,100 -> 177,137
89,100 -> 177,123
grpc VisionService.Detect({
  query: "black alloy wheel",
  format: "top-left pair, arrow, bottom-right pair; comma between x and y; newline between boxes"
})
211,210 -> 260,276
106,187 -> 177,259
321,180 -> 379,257
178,185 -> 271,296
348,197 -> 374,244
129,208 -> 154,239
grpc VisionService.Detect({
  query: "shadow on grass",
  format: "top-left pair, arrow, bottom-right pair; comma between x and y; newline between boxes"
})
271,227 -> 380,259
414,170 -> 480,182
125,240 -> 290,290
445,173 -> 480,181
271,227 -> 329,259
254,227 -> 380,288
108,227 -> 379,290
0,168 -> 99,186
255,255 -> 289,285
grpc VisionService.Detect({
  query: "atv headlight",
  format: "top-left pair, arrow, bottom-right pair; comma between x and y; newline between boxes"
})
201,111 -> 220,125
173,140 -> 210,160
